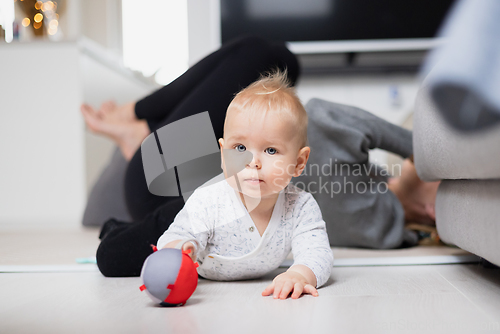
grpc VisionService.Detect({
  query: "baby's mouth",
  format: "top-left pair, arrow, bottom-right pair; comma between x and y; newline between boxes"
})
243,178 -> 263,184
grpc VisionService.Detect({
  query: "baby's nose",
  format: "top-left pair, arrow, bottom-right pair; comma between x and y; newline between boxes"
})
247,154 -> 262,168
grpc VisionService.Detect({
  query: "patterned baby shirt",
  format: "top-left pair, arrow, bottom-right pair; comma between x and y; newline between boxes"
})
157,173 -> 334,287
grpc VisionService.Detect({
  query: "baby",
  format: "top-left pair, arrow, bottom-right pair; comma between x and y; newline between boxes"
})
157,70 -> 333,299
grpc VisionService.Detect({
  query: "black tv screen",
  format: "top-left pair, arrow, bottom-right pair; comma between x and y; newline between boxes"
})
221,0 -> 456,44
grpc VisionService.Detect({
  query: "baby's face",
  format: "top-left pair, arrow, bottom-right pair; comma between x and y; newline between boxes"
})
219,110 -> 309,200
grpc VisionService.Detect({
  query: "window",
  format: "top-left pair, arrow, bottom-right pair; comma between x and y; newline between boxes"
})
122,0 -> 189,85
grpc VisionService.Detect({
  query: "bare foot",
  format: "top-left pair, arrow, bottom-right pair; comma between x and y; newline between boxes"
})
388,159 -> 440,225
97,101 -> 137,123
81,102 -> 150,161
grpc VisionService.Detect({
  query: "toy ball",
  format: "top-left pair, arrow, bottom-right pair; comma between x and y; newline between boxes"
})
139,247 -> 199,306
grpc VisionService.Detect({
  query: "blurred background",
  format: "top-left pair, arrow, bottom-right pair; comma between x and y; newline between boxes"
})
0,0 -> 455,227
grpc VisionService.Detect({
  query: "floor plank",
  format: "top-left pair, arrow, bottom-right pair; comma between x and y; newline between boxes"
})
1,265 -> 499,334
436,265 -> 500,326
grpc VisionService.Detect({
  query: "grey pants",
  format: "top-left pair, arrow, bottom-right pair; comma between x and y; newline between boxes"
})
294,98 -> 417,248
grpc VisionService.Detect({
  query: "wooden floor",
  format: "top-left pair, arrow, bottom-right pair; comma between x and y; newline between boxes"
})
1,226 -> 499,334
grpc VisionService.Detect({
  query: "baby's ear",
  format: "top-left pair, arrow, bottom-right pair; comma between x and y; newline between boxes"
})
294,146 -> 311,177
218,138 -> 225,169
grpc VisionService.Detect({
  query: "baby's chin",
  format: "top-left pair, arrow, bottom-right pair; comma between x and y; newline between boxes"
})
226,179 -> 262,198
237,186 -> 284,201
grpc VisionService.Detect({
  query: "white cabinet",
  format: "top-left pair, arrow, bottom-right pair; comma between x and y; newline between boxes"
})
0,40 -> 157,227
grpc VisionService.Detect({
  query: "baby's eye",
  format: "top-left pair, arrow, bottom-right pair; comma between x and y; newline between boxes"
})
235,144 -> 246,152
265,147 -> 277,155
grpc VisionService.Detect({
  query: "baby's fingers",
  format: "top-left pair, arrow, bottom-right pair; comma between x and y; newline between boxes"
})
291,283 -> 304,299
273,281 -> 285,299
262,283 -> 275,296
279,281 -> 295,299
303,284 -> 319,297
181,243 -> 196,260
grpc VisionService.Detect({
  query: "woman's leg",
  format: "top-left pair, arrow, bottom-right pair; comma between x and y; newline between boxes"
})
135,36 -> 299,131
96,197 -> 185,277
126,36 -> 299,221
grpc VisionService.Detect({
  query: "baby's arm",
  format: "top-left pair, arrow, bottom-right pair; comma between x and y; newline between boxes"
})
262,193 -> 333,299
156,198 -> 210,262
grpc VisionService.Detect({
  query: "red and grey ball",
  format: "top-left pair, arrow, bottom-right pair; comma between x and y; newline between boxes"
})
139,248 -> 199,306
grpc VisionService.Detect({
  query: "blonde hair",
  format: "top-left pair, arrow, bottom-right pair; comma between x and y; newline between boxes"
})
225,69 -> 308,148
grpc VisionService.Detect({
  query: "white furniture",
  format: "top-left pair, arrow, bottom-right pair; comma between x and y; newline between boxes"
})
0,39 -> 157,227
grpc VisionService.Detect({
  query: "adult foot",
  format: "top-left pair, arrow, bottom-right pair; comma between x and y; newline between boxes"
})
97,101 -> 138,123
388,159 -> 440,225
81,102 -> 150,161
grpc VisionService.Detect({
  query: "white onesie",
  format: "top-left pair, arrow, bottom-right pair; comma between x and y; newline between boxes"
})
157,174 -> 334,287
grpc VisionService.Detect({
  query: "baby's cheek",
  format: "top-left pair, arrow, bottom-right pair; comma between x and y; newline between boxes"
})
272,159 -> 295,177
269,162 -> 292,188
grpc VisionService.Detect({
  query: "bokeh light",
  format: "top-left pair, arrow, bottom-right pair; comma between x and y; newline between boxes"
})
21,17 -> 30,27
49,19 -> 58,29
34,13 -> 43,23
42,1 -> 54,12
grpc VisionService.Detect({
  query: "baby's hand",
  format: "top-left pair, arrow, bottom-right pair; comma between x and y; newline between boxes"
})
262,270 -> 318,299
181,242 -> 197,262
162,240 -> 197,262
